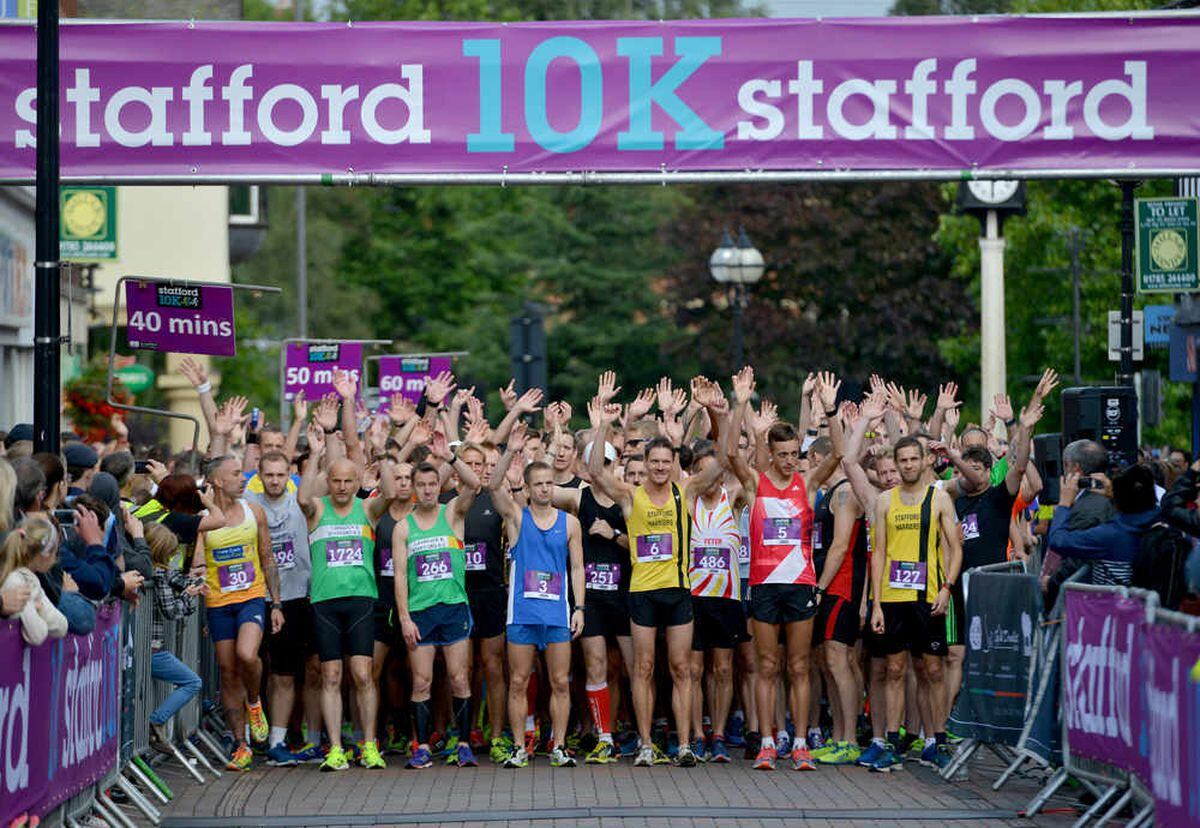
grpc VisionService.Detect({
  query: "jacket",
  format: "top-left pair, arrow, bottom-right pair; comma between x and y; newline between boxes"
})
1048,504 -> 1160,587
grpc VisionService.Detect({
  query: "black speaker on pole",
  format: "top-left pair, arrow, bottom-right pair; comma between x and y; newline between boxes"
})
1033,432 -> 1063,504
1060,386 -> 1139,471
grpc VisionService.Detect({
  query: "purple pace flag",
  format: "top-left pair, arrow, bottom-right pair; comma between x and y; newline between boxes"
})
125,280 -> 236,356
284,341 -> 364,402
376,355 -> 454,410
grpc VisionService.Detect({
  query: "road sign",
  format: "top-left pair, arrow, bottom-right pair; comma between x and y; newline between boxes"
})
376,354 -> 456,409
1143,304 -> 1174,346
1107,310 -> 1144,362
114,363 -> 155,394
1136,197 -> 1199,293
60,186 -> 117,260
284,341 -> 363,402
125,280 -> 236,356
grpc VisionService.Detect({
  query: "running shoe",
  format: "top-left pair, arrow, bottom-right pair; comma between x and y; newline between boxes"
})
633,745 -> 654,767
808,729 -> 826,752
651,743 -> 671,765
294,742 -> 325,764
753,746 -> 777,771
709,737 -> 731,764
856,740 -> 887,768
565,731 -> 583,753
549,746 -> 577,767
441,733 -> 460,759
406,744 -> 433,769
148,723 -> 172,756
266,742 -> 300,767
817,741 -> 861,766
946,730 -> 964,745
868,747 -> 904,773
226,742 -> 253,771
676,744 -> 697,767
776,732 -> 791,755
503,747 -> 529,768
726,713 -> 746,747
523,729 -> 539,757
383,724 -> 407,755
361,741 -> 387,769
918,743 -> 952,770
904,733 -> 924,758
690,738 -> 708,763
319,745 -> 349,772
810,740 -> 838,761
469,728 -> 487,751
585,740 -> 618,764
790,745 -> 817,771
743,731 -> 762,761
455,743 -> 479,767
246,701 -> 269,744
490,739 -> 512,765
345,742 -> 362,763
665,731 -> 679,759
618,732 -> 641,758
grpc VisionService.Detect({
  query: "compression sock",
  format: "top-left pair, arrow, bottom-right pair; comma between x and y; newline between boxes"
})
412,699 -> 433,746
586,682 -> 612,739
453,696 -> 473,741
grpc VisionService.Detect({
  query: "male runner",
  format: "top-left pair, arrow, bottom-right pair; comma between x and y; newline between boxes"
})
728,368 -> 843,771
869,436 -> 963,772
192,455 -> 284,771
393,433 -> 481,769
487,423 -> 585,768
587,372 -> 725,768
245,450 -> 322,766
298,414 -> 397,772
550,438 -> 631,764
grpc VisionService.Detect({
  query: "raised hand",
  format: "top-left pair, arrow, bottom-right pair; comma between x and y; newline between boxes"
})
816,371 -> 841,413
860,391 -> 886,422
313,394 -> 339,432
409,420 -> 433,447
387,392 -> 415,426
669,386 -> 688,416
292,390 -> 308,424
991,393 -> 1014,424
453,386 -> 477,409
802,372 -> 817,401
904,389 -> 927,422
499,379 -> 518,412
597,371 -> 621,404
1020,401 -> 1045,429
366,416 -> 389,453
945,406 -> 961,432
465,416 -> 490,445
306,422 -> 326,455
332,368 -> 357,400
465,394 -> 486,425
628,388 -> 655,420
732,366 -> 755,405
515,387 -> 543,415
655,377 -> 675,413
424,370 -> 456,406
507,420 -> 529,453
1032,368 -> 1060,404
431,429 -> 450,461
178,355 -> 208,388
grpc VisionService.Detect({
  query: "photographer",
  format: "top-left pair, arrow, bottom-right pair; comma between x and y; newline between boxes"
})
1048,464 -> 1161,587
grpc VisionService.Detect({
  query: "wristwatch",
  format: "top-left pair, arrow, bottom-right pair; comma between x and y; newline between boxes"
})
271,601 -> 282,609
612,528 -> 622,538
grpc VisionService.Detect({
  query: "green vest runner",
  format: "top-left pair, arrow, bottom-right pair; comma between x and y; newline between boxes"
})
309,496 -> 377,604
405,504 -> 467,613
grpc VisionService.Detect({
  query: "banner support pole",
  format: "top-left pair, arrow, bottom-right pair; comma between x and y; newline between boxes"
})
32,0 -> 60,453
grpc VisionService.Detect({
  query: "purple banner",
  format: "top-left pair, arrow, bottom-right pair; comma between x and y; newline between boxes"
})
376,354 -> 454,410
0,605 -> 121,825
1140,623 -> 1200,828
283,341 -> 363,402
0,17 -> 1197,178
1063,590 -> 1143,774
125,280 -> 236,356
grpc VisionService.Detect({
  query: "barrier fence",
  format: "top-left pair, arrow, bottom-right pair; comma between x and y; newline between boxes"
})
0,598 -> 224,828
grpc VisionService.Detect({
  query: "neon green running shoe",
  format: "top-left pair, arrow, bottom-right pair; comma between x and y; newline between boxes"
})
320,745 -> 349,772
360,741 -> 386,769
585,740 -> 618,764
816,741 -> 862,765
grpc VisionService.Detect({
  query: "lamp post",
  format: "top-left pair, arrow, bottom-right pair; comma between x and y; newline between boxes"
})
709,228 -> 765,371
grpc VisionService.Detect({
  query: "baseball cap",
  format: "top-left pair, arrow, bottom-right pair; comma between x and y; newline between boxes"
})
582,442 -> 618,465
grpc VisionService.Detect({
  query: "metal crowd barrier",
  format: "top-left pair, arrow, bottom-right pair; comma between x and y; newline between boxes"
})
43,589 -> 225,827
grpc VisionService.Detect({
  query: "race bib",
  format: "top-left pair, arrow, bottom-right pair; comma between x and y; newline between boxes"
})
585,562 -> 621,591
737,541 -> 751,566
326,538 -> 364,568
961,513 -> 980,541
888,560 -> 927,591
812,523 -> 823,550
762,517 -> 802,546
217,560 -> 256,593
522,570 -> 563,601
635,533 -> 673,563
416,550 -> 453,582
379,546 -> 394,577
464,543 -> 487,571
691,545 -> 731,573
272,538 -> 295,571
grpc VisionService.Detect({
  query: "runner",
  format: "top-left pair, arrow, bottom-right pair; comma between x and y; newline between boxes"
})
244,450 -> 322,766
586,372 -> 726,768
728,368 -> 843,771
868,435 -> 963,772
192,455 -> 284,772
393,432 -> 481,770
298,407 -> 396,772
943,371 -> 1052,707
550,437 -> 632,765
487,423 -> 585,768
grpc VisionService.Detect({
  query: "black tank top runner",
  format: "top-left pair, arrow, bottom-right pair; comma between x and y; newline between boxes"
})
376,509 -> 397,608
464,490 -> 505,593
811,479 -> 869,603
811,480 -> 843,585
578,485 -> 630,595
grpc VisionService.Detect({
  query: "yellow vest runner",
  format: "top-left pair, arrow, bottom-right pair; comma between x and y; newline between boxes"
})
626,483 -> 690,593
880,485 -> 942,605
203,499 -> 266,607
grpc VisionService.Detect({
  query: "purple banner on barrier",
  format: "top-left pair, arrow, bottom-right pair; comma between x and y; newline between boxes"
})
0,17 -> 1197,178
283,341 -> 363,402
376,355 -> 454,410
1141,623 -> 1200,828
0,605 -> 121,825
1063,590 -> 1143,774
125,280 -> 236,356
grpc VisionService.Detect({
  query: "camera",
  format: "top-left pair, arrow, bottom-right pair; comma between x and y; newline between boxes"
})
135,459 -> 150,474
53,507 -> 77,526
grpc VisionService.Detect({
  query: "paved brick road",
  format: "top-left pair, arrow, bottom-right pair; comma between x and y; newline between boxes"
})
154,748 -> 1078,827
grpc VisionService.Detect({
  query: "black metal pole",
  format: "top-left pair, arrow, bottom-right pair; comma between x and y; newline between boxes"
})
1193,379 -> 1200,463
731,284 -> 744,372
33,0 -> 61,453
1117,180 -> 1139,388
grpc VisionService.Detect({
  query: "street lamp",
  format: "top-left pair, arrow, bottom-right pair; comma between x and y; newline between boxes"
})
709,227 -> 764,370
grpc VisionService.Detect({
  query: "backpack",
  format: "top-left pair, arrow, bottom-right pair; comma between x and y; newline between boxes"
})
1133,522 -> 1193,610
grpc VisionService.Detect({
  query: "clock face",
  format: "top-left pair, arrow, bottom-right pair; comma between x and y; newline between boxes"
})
967,179 -> 1020,205
63,191 -> 107,238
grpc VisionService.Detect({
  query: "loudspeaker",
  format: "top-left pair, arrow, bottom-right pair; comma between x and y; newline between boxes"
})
1033,432 -> 1063,504
1060,386 -> 1139,471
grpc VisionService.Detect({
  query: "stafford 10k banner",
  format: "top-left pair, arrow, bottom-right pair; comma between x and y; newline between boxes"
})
0,15 -> 1197,179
